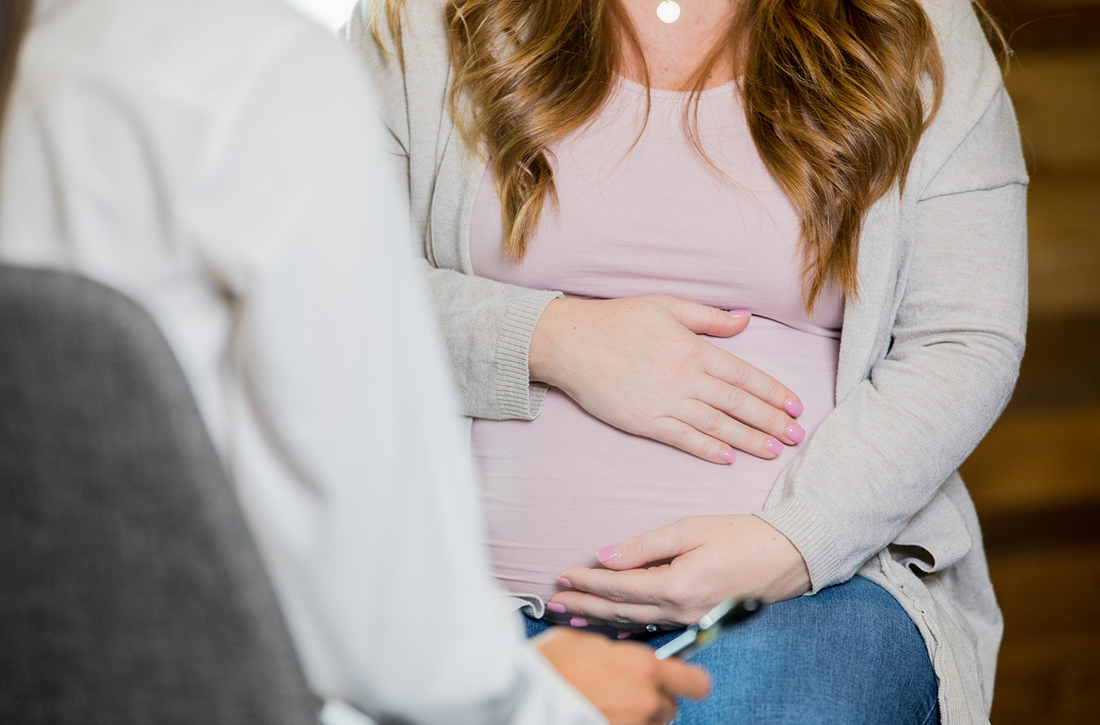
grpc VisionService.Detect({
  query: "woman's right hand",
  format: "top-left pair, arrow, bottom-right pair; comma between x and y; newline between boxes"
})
529,294 -> 804,463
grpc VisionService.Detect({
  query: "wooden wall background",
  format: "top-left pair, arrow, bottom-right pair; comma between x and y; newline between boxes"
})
958,0 -> 1100,721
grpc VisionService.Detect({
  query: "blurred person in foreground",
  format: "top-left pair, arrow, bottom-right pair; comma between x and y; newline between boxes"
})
0,0 -> 709,723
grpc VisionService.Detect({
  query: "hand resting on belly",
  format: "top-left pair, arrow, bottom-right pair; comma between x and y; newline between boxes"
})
529,294 -> 806,465
548,514 -> 811,629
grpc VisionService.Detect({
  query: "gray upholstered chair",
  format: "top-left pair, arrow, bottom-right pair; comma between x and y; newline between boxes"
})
0,264 -> 319,724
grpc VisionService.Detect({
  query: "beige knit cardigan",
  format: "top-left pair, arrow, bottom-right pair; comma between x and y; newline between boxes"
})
347,0 -> 1028,721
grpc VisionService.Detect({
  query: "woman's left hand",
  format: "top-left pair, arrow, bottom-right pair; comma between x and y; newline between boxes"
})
549,515 -> 811,628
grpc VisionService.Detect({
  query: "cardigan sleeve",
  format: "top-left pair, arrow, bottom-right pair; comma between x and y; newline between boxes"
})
757,0 -> 1028,591
345,0 -> 563,422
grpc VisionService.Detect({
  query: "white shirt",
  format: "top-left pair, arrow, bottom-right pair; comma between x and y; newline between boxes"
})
0,0 -> 604,722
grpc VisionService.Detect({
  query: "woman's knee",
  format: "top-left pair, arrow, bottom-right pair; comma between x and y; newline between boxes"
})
673,577 -> 938,725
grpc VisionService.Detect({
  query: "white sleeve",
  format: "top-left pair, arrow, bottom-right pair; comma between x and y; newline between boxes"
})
186,27 -> 605,725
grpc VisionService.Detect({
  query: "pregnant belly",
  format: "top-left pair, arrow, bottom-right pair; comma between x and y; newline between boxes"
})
472,317 -> 838,604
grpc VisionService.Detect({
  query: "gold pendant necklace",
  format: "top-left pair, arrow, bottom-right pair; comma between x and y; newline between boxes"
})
656,0 -> 681,23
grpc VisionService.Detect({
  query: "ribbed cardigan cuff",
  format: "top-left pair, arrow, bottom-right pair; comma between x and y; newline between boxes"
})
495,289 -> 564,420
756,501 -> 849,594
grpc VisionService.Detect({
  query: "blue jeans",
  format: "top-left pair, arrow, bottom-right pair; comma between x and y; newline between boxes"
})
525,577 -> 939,725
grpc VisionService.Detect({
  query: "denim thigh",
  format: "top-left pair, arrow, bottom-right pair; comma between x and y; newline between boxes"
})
524,576 -> 939,725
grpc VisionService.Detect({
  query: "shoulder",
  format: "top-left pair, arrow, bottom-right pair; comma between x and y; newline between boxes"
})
346,0 -> 452,75
910,0 -> 1026,196
134,0 -> 355,106
20,0 -> 382,214
345,0 -> 456,148
345,0 -> 449,51
927,0 -> 1002,80
918,0 -> 1003,115
23,0 -> 355,115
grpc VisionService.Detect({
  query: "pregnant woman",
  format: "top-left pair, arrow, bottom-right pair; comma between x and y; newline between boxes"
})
348,0 -> 1026,721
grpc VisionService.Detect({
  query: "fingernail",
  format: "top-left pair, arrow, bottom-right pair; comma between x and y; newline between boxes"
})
786,423 -> 805,444
765,438 -> 783,456
729,309 -> 752,318
617,630 -> 631,639
597,545 -> 621,563
785,399 -> 804,417
570,617 -> 588,628
720,448 -> 737,464
557,576 -> 573,588
546,602 -> 567,614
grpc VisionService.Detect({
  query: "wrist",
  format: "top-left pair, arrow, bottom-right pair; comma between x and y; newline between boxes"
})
772,547 -> 812,601
772,544 -> 811,602
746,514 -> 811,602
529,297 -> 581,386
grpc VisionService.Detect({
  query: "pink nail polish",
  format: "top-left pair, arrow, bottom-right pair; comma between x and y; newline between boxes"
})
597,545 -> 621,563
546,602 -> 567,614
729,309 -> 752,318
720,449 -> 737,464
557,576 -> 573,588
765,438 -> 783,456
786,423 -> 805,444
785,399 -> 804,418
617,630 -> 631,639
570,617 -> 588,628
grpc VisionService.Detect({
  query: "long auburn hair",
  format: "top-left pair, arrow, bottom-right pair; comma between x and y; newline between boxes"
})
1,0 -> 33,150
374,0 -> 954,309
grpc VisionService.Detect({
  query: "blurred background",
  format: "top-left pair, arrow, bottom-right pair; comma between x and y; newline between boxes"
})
960,0 -> 1100,722
288,0 -> 1100,720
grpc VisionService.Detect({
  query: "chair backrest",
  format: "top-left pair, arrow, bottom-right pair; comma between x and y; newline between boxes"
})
0,265 -> 318,724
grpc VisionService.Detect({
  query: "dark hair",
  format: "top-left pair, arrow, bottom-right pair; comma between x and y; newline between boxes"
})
1,0 -> 34,148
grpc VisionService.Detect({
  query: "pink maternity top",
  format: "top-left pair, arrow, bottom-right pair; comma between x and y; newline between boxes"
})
469,78 -> 844,604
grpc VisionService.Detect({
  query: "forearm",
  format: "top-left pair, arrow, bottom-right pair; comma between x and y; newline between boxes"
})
426,261 -> 563,419
760,181 -> 1027,591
